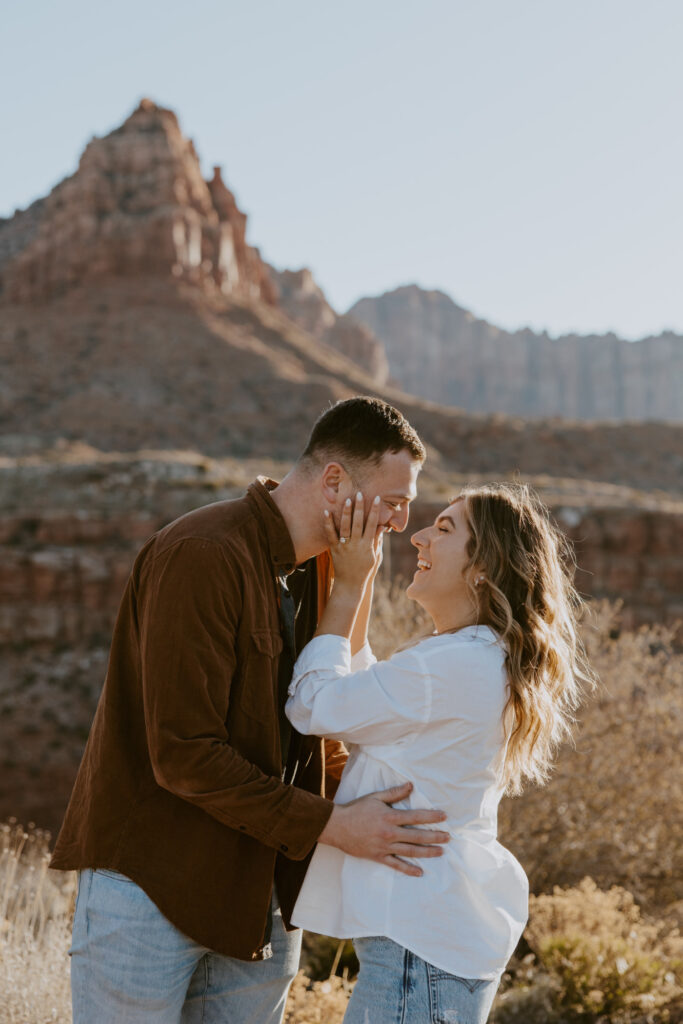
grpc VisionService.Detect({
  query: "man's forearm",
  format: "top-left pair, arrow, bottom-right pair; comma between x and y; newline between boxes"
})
151,732 -> 333,860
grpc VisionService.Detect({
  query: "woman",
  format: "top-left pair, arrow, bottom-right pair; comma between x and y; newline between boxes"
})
285,483 -> 593,1024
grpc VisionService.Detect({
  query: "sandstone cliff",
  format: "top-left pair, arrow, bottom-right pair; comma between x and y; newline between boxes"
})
0,99 -> 275,306
349,285 -> 683,422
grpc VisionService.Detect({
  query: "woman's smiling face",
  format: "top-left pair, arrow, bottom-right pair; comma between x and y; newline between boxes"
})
406,498 -> 482,631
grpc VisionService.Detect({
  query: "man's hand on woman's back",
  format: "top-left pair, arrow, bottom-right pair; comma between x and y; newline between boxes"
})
317,781 -> 449,877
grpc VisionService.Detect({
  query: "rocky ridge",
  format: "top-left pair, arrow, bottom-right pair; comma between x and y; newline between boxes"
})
0,99 -> 275,306
349,285 -> 683,422
268,266 -> 389,384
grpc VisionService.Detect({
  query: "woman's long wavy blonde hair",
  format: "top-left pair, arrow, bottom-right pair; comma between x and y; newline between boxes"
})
457,482 -> 595,795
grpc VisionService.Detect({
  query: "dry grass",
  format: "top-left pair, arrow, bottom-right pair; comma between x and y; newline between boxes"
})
284,973 -> 350,1024
1,594 -> 681,1022
0,822 -> 75,1023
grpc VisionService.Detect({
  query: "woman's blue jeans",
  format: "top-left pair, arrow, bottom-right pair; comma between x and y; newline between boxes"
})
69,868 -> 301,1024
344,936 -> 499,1024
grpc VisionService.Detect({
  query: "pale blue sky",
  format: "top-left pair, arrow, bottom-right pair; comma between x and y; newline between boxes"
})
2,0 -> 682,339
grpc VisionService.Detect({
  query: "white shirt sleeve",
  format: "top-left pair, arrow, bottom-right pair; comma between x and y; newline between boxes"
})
285,634 -> 431,745
350,641 -> 377,672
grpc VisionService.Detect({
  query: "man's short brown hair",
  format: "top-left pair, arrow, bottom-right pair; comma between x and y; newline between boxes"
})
300,396 -> 425,469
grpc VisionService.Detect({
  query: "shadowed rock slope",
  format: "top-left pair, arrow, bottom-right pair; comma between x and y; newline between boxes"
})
267,265 -> 390,385
2,276 -> 683,491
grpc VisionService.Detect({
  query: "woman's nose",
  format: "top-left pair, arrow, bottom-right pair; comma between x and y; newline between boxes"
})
411,529 -> 425,549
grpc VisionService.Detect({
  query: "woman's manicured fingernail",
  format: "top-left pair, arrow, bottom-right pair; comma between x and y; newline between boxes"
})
345,498 -> 352,507
324,509 -> 330,517
373,495 -> 380,505
356,491 -> 363,501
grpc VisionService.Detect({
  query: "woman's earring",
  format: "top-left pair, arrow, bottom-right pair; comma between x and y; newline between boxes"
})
475,575 -> 485,587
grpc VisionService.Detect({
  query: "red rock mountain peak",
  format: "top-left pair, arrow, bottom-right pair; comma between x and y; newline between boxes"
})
0,99 -> 274,306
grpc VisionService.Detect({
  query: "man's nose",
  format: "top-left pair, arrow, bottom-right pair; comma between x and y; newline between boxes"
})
389,505 -> 410,533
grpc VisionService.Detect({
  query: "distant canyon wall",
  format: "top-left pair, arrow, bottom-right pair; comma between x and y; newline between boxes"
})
349,286 -> 683,422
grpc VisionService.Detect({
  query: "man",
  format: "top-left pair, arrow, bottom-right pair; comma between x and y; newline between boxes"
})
50,396 -> 450,1023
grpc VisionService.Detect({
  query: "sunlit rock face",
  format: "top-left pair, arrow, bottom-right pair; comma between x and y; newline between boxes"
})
350,285 -> 683,423
0,99 -> 275,305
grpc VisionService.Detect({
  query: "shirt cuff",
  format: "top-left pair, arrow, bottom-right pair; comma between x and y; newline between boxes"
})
288,634 -> 352,697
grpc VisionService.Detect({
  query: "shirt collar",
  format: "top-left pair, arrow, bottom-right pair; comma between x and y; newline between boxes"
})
246,477 -> 297,575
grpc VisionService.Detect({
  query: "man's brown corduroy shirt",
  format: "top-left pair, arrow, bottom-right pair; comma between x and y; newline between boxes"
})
50,479 -> 347,961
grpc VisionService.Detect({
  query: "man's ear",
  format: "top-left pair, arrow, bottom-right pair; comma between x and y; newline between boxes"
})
320,462 -> 345,504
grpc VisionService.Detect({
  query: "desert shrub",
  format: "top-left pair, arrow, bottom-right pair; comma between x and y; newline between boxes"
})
492,878 -> 682,1023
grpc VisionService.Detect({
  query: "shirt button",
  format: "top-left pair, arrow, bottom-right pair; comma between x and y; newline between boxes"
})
280,844 -> 288,852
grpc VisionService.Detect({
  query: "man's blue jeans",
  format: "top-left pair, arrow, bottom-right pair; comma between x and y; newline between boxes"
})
69,868 -> 301,1024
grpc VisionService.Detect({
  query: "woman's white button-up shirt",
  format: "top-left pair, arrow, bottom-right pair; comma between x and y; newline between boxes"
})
285,625 -> 528,981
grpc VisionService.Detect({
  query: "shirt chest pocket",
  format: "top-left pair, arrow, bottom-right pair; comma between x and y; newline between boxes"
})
238,630 -> 284,722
